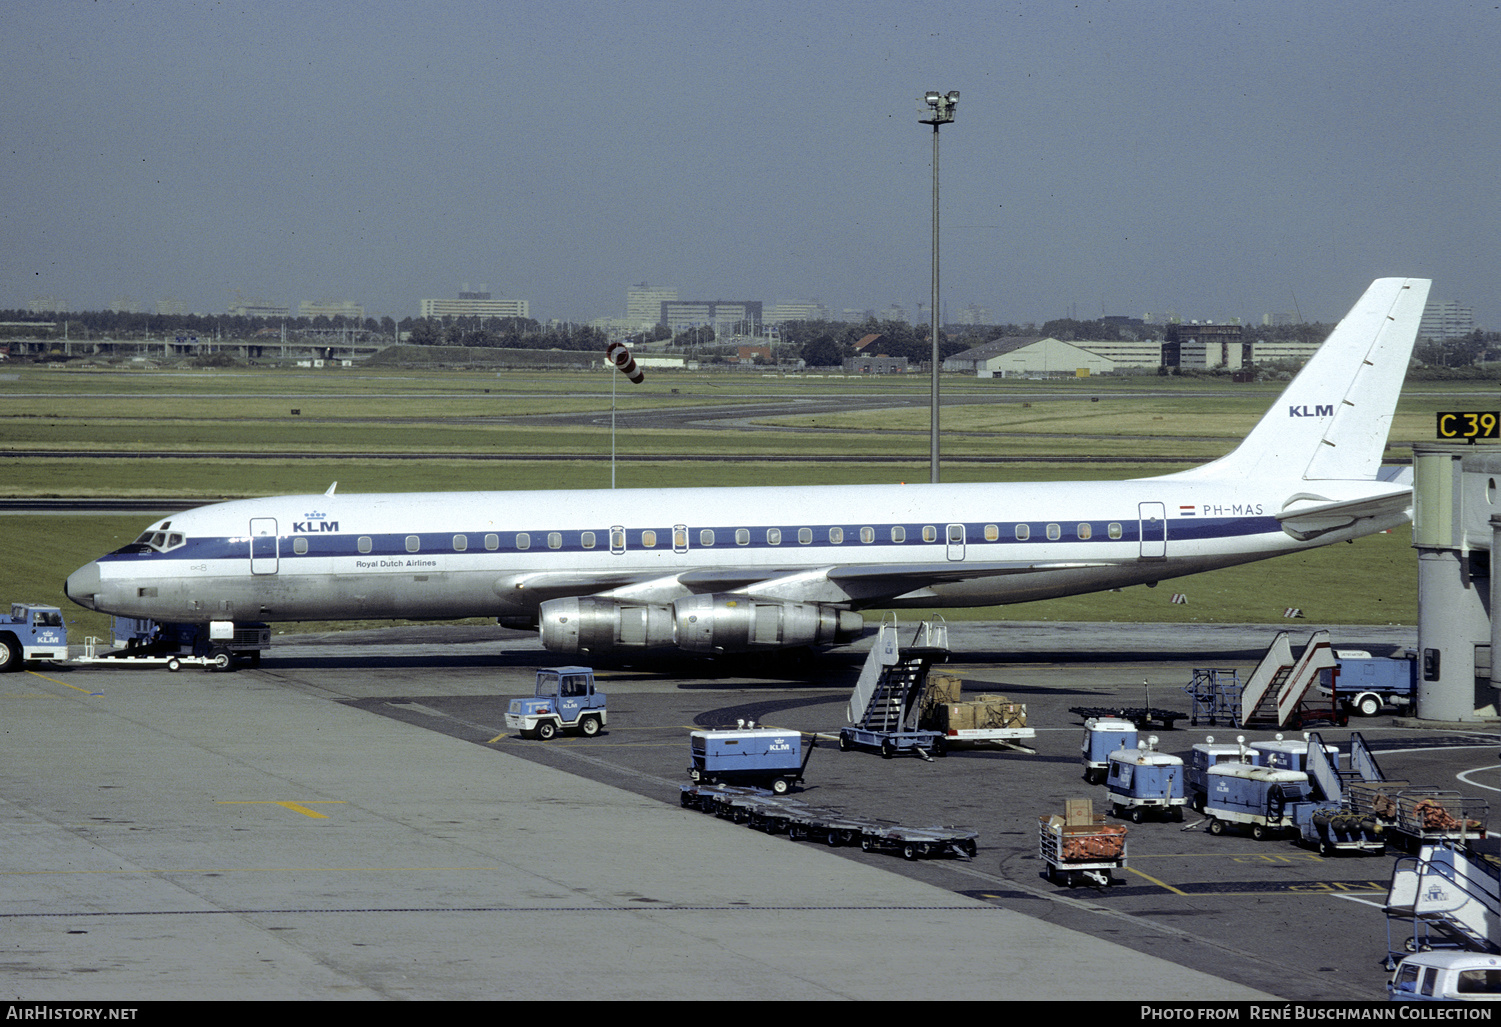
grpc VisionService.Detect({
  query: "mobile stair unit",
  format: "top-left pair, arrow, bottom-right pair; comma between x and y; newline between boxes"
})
839,617 -> 949,758
1239,630 -> 1340,728
1384,842 -> 1501,968
1298,731 -> 1388,854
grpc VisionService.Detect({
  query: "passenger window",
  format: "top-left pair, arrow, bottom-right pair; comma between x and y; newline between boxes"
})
948,524 -> 964,543
700,529 -> 714,546
860,526 -> 874,544
485,534 -> 499,551
1046,524 -> 1061,541
548,532 -> 561,549
610,528 -> 626,553
293,538 -> 308,555
922,525 -> 937,543
736,528 -> 750,546
1108,522 -> 1122,539
516,533 -> 531,550
829,526 -> 843,544
358,536 -> 373,554
642,530 -> 657,548
767,528 -> 782,546
1077,523 -> 1092,540
984,524 -> 998,542
1015,524 -> 1030,541
453,534 -> 468,551
406,535 -> 421,553
798,527 -> 813,544
673,526 -> 688,550
891,526 -> 906,543
581,531 -> 596,549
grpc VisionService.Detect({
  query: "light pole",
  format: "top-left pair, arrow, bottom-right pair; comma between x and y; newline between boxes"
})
920,90 -> 958,484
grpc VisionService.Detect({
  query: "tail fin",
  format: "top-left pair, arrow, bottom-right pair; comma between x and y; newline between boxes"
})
1156,277 -> 1430,482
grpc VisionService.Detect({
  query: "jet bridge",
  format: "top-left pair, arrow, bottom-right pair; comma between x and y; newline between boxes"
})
1411,445 -> 1501,721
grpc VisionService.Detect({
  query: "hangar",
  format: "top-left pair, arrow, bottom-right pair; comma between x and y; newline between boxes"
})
942,335 -> 1116,376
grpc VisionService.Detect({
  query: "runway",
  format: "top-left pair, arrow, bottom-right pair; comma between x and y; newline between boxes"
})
3,621 -> 1495,1001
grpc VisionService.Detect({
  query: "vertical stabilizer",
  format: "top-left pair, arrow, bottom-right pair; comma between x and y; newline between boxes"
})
1157,277 -> 1430,482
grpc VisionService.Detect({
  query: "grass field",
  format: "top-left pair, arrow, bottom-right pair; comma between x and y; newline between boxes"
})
0,362 -> 1444,638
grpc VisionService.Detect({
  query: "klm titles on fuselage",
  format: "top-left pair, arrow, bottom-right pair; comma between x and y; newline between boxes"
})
293,520 -> 339,533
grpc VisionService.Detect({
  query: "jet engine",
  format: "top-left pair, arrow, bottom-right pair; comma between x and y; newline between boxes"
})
538,594 -> 865,655
671,594 -> 864,654
538,597 -> 675,654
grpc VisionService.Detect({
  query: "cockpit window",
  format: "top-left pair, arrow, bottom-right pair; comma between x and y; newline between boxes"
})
126,530 -> 187,554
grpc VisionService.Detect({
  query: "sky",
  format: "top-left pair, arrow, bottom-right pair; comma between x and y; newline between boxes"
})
3,0 -> 1498,329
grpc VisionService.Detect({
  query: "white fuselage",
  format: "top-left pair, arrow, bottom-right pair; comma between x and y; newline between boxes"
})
65,474 -> 1402,626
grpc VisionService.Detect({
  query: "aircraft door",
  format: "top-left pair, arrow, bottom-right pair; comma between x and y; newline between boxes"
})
250,518 -> 279,575
1138,503 -> 1166,559
946,523 -> 966,561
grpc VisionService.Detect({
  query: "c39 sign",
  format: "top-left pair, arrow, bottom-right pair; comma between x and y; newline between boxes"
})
1436,411 -> 1500,441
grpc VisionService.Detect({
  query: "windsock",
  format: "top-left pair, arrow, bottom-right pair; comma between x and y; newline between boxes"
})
606,340 -> 645,384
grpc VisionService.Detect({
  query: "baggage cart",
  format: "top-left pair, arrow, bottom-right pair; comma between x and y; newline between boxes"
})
1295,803 -> 1386,856
1038,812 -> 1127,888
859,823 -> 979,860
1348,786 -> 1489,852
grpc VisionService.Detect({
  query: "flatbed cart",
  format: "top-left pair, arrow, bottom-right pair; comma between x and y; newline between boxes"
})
1295,803 -> 1386,856
782,806 -> 881,848
75,637 -> 229,672
1038,813 -> 1128,888
838,725 -> 946,759
1069,705 -> 1186,731
859,823 -> 979,861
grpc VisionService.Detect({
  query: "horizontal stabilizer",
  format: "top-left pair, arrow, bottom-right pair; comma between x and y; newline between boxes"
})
1274,488 -> 1411,541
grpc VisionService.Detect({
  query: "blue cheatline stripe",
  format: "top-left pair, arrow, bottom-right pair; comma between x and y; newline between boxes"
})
98,515 -> 1280,565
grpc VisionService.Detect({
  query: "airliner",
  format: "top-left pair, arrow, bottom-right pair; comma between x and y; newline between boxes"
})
63,277 -> 1429,658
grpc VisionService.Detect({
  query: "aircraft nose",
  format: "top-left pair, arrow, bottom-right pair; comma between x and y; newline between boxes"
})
65,561 -> 101,611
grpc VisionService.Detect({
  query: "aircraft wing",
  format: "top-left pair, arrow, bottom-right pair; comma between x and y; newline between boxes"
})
506,560 -> 1119,607
1275,489 -> 1412,541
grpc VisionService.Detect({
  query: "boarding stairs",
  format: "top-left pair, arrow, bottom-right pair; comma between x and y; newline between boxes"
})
1239,630 -> 1337,728
1385,842 -> 1501,964
1306,731 -> 1385,804
847,617 -> 949,734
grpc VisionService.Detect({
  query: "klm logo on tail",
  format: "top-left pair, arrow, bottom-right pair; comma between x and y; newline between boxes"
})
1289,404 -> 1334,418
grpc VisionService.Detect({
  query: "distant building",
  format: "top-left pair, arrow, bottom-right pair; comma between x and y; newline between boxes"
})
27,296 -> 68,314
299,299 -> 365,321
155,298 -> 188,316
955,303 -> 994,326
765,300 -> 831,324
660,300 -> 761,333
420,287 -> 528,319
1419,300 -> 1476,341
1164,323 -> 1246,369
1071,339 -> 1163,369
943,337 -> 1115,376
228,299 -> 290,318
627,283 -> 677,326
844,355 -> 909,374
1250,338 -> 1321,365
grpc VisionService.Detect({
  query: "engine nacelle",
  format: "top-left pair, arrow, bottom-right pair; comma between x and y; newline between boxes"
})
539,596 -> 675,654
672,594 -> 864,654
